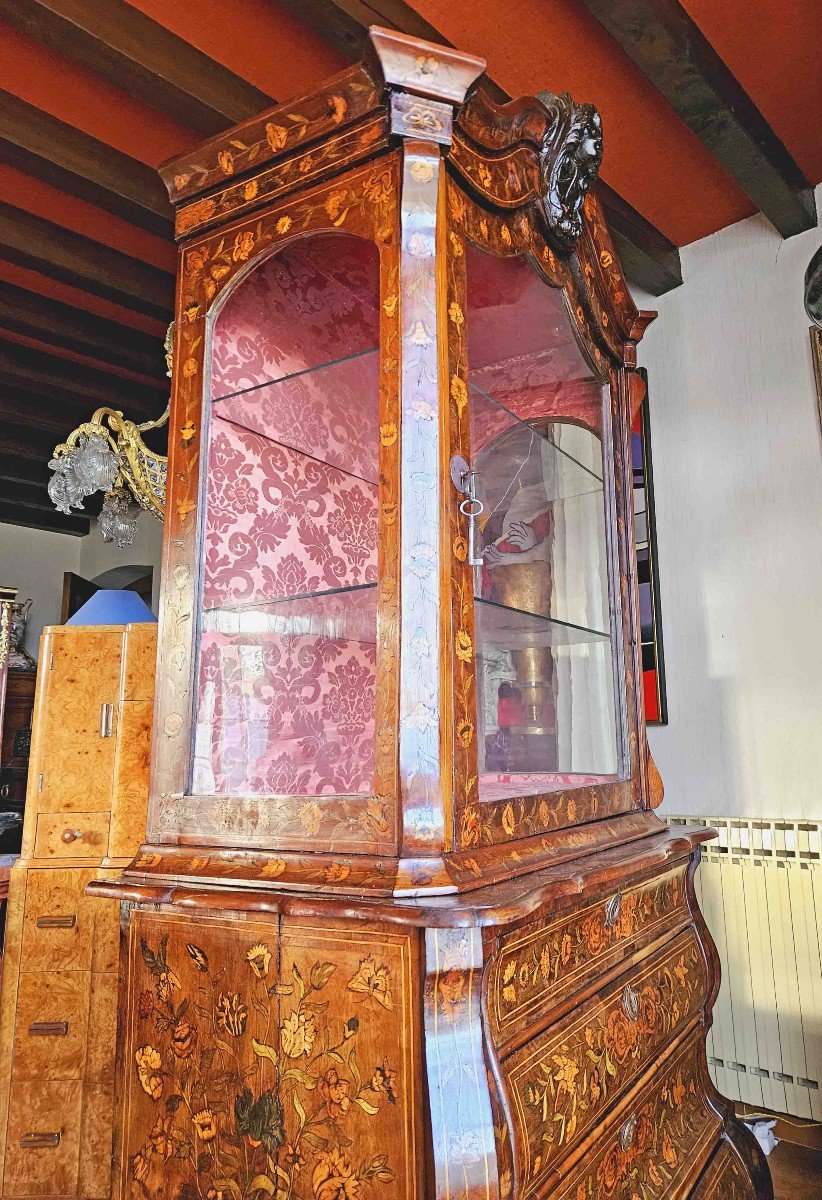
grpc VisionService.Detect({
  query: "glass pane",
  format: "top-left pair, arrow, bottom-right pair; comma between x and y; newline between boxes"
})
193,234 -> 380,798
465,242 -> 623,803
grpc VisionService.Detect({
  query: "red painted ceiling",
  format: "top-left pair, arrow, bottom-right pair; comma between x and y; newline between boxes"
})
0,0 -> 819,370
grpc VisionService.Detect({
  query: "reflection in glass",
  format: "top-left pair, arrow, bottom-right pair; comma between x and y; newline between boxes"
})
465,243 -> 622,802
193,235 -> 380,798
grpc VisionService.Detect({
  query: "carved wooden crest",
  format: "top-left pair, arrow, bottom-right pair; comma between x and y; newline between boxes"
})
536,90 -> 603,248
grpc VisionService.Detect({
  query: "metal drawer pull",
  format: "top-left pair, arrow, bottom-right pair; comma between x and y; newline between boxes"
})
36,914 -> 76,929
20,1132 -> 61,1149
61,828 -> 83,844
604,892 -> 622,929
621,984 -> 640,1023
619,1114 -> 637,1152
28,1021 -> 69,1037
100,702 -> 114,738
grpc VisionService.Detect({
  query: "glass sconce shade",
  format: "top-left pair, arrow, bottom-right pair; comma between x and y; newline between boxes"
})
98,487 -> 140,547
72,432 -> 120,493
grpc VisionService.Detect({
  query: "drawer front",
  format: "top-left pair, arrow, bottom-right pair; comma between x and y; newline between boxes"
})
690,1140 -> 757,1200
490,863 -> 689,1045
550,1032 -> 721,1200
507,928 -> 708,1192
3,1079 -> 81,1196
11,972 -> 91,1080
33,811 -> 110,860
85,973 -> 118,1082
21,869 -> 97,972
77,1081 -> 115,1200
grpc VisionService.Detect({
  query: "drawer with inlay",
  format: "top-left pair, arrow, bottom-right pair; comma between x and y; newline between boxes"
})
505,926 -> 709,1192
11,972 -> 91,1081
33,812 -> 110,860
541,1030 -> 721,1200
488,862 -> 690,1046
689,1139 -> 757,1200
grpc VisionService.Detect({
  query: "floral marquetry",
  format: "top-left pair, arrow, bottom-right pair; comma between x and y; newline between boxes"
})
122,912 -> 419,1200
92,25 -> 767,1200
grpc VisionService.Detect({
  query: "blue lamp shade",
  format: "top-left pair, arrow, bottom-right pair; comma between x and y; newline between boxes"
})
66,589 -> 157,626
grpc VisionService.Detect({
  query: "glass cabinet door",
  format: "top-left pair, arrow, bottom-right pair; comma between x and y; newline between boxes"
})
192,233 -> 381,798
464,242 -> 624,804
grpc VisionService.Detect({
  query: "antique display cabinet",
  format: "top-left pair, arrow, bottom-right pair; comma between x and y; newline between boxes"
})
93,27 -> 769,1200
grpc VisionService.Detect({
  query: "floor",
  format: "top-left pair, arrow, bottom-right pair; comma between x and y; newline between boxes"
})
768,1140 -> 822,1200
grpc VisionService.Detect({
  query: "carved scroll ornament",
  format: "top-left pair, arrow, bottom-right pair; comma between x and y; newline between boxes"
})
536,90 -> 603,249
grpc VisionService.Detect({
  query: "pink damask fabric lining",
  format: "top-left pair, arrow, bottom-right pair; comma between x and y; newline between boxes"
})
197,235 -> 380,797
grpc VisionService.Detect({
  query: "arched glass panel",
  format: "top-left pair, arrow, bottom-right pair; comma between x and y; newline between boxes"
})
465,243 -> 624,803
192,234 -> 380,798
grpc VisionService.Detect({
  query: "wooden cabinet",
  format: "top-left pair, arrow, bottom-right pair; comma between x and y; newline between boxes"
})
91,26 -> 767,1200
0,623 -> 155,1199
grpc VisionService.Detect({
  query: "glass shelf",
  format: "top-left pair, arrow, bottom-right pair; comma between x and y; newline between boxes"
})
475,596 -> 609,650
202,582 -> 377,643
469,377 -> 604,507
210,348 -> 380,484
211,346 -> 379,405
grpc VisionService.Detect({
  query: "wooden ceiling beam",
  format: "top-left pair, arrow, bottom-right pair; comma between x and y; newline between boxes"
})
0,390 -> 110,438
0,339 -> 163,418
0,453 -> 51,488
0,201 -> 173,321
0,496 -> 90,535
0,0 -> 274,137
579,0 -> 816,238
0,283 -> 166,381
0,420 -> 66,460
0,90 -> 172,238
283,0 -> 683,294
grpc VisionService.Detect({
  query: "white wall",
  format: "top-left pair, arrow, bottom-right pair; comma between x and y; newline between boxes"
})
0,512 -> 164,660
638,185 -> 822,820
0,524 -> 80,656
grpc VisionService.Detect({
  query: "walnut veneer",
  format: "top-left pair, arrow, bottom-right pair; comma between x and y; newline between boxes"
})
0,622 -> 155,1199
91,26 -> 768,1200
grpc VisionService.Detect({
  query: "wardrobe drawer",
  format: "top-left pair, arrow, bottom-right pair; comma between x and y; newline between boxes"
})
11,972 -> 91,1080
489,862 -> 690,1045
85,973 -> 119,1082
507,927 -> 709,1192
33,811 -> 110,860
3,1079 -> 82,1197
690,1140 -> 757,1200
21,869 -> 96,972
547,1031 -> 721,1200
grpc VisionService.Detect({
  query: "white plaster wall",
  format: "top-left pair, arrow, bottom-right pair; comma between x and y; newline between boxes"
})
0,524 -> 81,658
0,511 -> 164,660
637,185 -> 822,820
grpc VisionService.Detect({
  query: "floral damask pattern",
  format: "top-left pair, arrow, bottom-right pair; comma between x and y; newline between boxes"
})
203,420 -> 378,606
196,630 -> 376,797
126,922 -> 400,1200
194,234 -> 382,798
510,933 -> 707,1186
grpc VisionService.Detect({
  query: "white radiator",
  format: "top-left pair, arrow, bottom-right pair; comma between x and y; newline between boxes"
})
668,816 -> 822,1120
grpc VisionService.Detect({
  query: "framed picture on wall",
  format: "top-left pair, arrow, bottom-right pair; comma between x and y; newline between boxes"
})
811,327 -> 822,428
633,369 -> 668,724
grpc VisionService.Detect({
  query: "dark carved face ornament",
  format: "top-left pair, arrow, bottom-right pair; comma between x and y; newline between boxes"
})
536,90 -> 603,250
